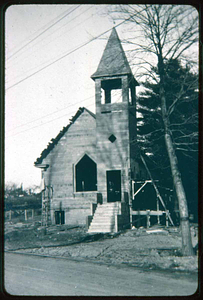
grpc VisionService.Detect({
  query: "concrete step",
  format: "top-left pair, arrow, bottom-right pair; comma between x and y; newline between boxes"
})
96,206 -> 118,209
88,230 -> 112,233
89,227 -> 113,231
91,220 -> 115,224
89,229 -> 113,233
91,217 -> 115,222
89,225 -> 114,229
95,213 -> 117,216
90,221 -> 115,227
96,207 -> 118,210
95,212 -> 117,215
94,215 -> 115,218
97,203 -> 118,206
88,203 -> 119,233
91,218 -> 114,222
89,224 -> 114,228
89,222 -> 114,227
97,204 -> 119,208
94,212 -> 117,216
95,207 -> 119,211
89,216 -> 114,221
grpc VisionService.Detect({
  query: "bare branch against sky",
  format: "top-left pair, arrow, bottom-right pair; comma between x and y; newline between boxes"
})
5,4 -> 198,188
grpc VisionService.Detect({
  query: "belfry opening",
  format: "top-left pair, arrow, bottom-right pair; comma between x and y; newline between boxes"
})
36,27 -> 173,232
101,78 -> 122,104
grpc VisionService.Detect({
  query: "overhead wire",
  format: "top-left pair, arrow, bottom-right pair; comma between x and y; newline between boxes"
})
6,15 -> 137,91
6,73 -> 132,137
6,5 -> 95,70
6,5 -> 81,61
8,8 -> 77,54
7,94 -> 95,133
6,101 -> 95,138
6,10 -> 144,139
6,6 -> 102,85
7,71 -> 136,136
6,6 -> 73,56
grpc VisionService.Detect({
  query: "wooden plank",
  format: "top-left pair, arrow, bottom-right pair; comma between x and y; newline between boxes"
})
131,210 -> 165,216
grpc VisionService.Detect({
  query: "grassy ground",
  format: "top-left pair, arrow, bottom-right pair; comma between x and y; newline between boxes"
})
4,220 -> 198,273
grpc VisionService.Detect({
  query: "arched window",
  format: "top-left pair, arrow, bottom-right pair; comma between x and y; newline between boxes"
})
75,155 -> 97,192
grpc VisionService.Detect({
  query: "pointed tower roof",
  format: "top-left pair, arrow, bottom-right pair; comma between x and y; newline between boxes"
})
91,28 -> 137,83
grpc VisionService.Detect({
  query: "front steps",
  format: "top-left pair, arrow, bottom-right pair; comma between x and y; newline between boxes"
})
88,202 -> 120,233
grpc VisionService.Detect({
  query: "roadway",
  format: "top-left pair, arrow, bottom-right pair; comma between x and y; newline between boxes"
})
4,252 -> 198,296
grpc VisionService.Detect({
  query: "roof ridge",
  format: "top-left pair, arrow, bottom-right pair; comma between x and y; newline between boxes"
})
34,107 -> 95,165
84,107 -> 96,118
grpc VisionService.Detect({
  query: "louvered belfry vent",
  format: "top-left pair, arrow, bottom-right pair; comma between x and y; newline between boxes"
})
108,134 -> 116,143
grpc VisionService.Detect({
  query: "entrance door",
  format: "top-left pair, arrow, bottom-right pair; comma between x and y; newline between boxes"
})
107,170 -> 121,202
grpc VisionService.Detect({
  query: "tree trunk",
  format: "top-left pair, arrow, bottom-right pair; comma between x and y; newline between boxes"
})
165,132 -> 194,255
159,83 -> 194,256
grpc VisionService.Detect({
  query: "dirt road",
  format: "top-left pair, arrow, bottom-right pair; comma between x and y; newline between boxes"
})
4,252 -> 198,296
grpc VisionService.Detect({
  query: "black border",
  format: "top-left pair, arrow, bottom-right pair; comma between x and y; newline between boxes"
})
0,1 -> 202,300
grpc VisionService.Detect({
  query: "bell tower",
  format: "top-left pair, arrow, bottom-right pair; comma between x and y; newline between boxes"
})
91,28 -> 139,204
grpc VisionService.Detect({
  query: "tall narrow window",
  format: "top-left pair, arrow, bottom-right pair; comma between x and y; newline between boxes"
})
75,155 -> 97,192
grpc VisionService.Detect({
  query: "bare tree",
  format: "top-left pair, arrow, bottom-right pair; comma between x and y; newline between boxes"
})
109,4 -> 198,255
137,59 -> 198,199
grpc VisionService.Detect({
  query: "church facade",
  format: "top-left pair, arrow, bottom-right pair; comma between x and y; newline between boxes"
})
35,28 -> 146,230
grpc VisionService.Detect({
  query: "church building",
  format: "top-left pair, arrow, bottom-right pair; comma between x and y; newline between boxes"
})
34,28 -> 161,232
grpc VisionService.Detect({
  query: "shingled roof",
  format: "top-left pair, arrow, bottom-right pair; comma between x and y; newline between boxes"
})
34,107 -> 95,166
91,27 -> 137,83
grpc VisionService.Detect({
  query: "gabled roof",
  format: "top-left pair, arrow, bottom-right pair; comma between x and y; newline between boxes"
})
91,28 -> 134,80
34,107 -> 95,166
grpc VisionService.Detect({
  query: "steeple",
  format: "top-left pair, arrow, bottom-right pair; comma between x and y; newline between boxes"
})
90,26 -> 138,207
91,28 -> 137,83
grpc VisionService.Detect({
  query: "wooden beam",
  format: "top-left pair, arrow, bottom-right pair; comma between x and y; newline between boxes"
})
140,155 -> 174,226
132,181 -> 148,197
131,210 -> 164,216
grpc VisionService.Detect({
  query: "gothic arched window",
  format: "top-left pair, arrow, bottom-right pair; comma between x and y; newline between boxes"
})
75,155 -> 97,192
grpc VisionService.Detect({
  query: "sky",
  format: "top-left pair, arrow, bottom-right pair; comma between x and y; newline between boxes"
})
5,4 -> 141,189
5,4 -> 198,190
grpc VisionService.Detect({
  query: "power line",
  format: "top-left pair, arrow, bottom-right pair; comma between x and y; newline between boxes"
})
6,5 -> 95,69
7,83 -> 126,135
6,102 -> 95,138
7,94 -> 94,132
6,6 -> 74,56
6,6 -> 99,85
6,74 -> 134,137
6,16 -> 135,91
6,51 -> 127,134
7,5 -> 81,61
